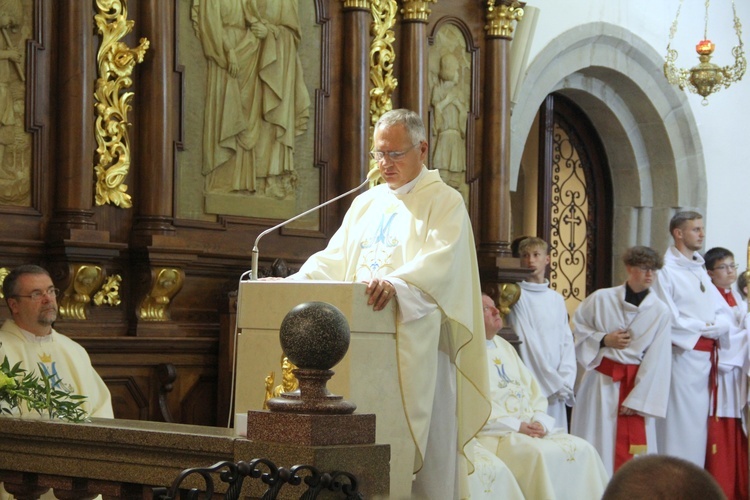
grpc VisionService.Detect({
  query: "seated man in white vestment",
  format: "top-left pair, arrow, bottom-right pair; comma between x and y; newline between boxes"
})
284,109 -> 491,499
0,265 -> 113,500
477,293 -> 609,500
0,265 -> 113,418
570,246 -> 672,476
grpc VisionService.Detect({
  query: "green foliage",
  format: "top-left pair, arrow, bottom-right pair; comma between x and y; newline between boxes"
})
0,355 -> 89,423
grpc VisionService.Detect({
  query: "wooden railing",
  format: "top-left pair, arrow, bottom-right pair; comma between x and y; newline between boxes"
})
0,417 -> 389,499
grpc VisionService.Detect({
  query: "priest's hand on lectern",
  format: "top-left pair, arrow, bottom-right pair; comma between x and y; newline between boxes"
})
364,278 -> 396,312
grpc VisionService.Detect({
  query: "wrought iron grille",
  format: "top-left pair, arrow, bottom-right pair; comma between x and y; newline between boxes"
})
548,121 -> 590,319
152,458 -> 363,500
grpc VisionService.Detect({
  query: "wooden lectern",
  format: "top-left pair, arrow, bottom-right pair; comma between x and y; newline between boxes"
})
234,280 -> 414,499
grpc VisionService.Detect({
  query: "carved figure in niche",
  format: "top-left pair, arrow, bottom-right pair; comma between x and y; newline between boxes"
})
191,0 -> 310,201
253,0 -> 311,200
0,0 -> 28,206
429,23 -> 471,205
431,53 -> 467,187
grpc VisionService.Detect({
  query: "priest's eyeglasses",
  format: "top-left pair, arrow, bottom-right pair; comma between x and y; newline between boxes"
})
713,263 -> 739,272
12,287 -> 60,301
369,143 -> 419,162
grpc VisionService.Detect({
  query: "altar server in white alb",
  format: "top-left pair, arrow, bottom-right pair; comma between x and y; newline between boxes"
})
570,246 -> 672,476
287,109 -> 490,499
477,294 -> 609,500
703,246 -> 748,500
651,211 -> 731,467
506,237 -> 576,429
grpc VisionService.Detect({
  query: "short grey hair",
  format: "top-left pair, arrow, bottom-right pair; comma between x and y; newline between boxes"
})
374,109 -> 426,145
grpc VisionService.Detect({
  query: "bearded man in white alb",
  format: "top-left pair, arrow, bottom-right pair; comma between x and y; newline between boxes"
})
651,211 -> 730,467
286,109 -> 490,499
477,293 -> 609,500
571,246 -> 672,476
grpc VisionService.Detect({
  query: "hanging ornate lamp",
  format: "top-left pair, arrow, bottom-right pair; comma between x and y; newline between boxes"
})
664,0 -> 746,105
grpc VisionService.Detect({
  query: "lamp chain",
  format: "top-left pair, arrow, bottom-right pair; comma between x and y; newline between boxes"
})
704,0 -> 709,41
667,0 -> 683,46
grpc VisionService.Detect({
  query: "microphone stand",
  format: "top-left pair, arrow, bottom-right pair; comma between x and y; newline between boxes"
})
250,177 -> 371,280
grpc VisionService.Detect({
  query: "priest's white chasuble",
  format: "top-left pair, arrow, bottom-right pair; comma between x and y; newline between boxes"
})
0,319 -> 113,419
294,169 -> 491,499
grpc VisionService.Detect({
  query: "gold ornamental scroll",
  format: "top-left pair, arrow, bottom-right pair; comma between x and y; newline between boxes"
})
368,0 -> 399,185
94,0 -> 149,208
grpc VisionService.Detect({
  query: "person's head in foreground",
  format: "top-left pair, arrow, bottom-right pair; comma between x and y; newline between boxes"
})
601,454 -> 726,500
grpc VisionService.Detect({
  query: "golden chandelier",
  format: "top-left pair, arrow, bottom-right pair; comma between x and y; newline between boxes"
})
664,0 -> 746,105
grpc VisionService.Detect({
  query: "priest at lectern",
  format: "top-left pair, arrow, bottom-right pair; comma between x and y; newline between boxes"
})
286,109 -> 491,499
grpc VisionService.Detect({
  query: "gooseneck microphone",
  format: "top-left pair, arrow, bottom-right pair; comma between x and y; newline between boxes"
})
250,170 -> 377,280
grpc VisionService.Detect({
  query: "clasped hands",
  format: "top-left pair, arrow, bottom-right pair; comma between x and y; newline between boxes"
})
519,421 -> 546,438
603,328 -> 631,349
365,278 -> 396,311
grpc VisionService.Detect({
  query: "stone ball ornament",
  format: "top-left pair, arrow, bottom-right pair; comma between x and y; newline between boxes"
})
268,301 -> 356,414
279,301 -> 350,371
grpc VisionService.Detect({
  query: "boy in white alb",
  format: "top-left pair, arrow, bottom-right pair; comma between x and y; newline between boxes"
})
506,237 -> 576,429
703,246 -> 748,500
570,246 -> 672,476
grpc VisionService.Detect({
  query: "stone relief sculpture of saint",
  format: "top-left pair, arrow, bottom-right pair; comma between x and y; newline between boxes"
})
430,53 -> 468,190
191,0 -> 310,201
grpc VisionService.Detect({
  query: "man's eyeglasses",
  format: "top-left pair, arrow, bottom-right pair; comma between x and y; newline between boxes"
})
637,266 -> 657,273
369,143 -> 419,162
12,288 -> 60,301
713,263 -> 739,272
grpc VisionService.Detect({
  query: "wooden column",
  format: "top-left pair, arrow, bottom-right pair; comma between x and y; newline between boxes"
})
397,1 -> 434,122
340,0 -> 371,190
478,1 -> 528,313
48,2 -> 96,237
133,0 -> 175,239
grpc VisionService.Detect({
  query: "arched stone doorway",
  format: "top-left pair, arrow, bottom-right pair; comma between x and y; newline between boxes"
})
510,23 -> 706,284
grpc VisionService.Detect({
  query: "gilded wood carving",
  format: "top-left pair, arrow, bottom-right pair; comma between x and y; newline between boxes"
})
93,0 -> 149,208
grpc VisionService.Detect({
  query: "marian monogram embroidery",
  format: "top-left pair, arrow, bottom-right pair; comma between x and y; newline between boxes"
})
360,210 -> 399,250
38,353 -> 74,393
493,357 -> 515,388
357,204 -> 400,279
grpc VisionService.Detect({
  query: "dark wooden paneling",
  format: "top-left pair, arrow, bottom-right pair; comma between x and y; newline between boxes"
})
0,0 -> 519,427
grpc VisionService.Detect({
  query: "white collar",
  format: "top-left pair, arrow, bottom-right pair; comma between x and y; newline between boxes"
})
18,326 -> 54,343
389,166 -> 428,195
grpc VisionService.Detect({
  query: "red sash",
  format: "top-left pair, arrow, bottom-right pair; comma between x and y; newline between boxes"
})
705,416 -> 749,500
694,337 -> 719,416
595,357 -> 646,471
